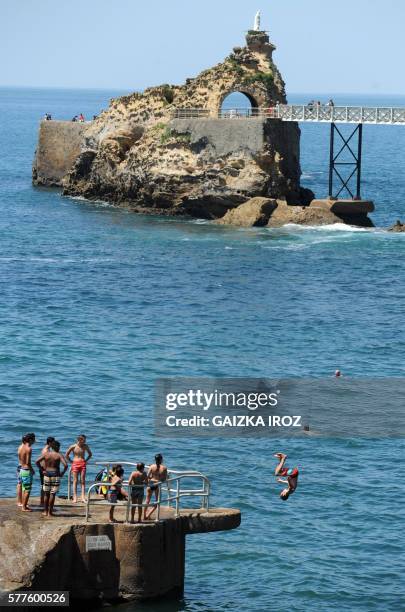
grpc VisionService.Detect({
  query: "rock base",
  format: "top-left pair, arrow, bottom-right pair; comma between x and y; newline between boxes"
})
216,197 -> 375,228
0,499 -> 240,603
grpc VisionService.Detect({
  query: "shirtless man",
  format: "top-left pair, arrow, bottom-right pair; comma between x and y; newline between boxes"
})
274,453 -> 299,501
129,463 -> 148,523
36,441 -> 68,517
65,434 -> 92,503
37,436 -> 55,506
144,454 -> 167,520
17,433 -> 36,511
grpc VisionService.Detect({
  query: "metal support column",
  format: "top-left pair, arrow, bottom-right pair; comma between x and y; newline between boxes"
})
328,123 -> 363,200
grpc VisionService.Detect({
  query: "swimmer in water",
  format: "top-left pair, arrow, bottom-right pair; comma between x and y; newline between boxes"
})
274,453 -> 299,501
335,370 -> 342,377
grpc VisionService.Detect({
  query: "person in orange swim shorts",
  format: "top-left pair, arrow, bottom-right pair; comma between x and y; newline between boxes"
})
65,434 -> 92,503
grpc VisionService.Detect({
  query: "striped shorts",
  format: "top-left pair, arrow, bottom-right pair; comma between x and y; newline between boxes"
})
43,472 -> 61,494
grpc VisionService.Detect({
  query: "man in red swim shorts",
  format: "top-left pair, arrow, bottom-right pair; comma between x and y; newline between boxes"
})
65,434 -> 92,503
274,452 -> 299,501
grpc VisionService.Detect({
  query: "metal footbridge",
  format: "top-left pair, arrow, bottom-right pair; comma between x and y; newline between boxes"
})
173,104 -> 405,125
173,104 -> 405,200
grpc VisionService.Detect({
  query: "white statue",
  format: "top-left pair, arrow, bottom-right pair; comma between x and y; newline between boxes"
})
254,10 -> 261,31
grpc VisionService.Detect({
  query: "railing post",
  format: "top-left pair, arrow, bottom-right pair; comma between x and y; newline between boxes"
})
125,486 -> 131,524
175,479 -> 180,517
67,468 -> 71,501
85,487 -> 91,522
156,486 -> 161,522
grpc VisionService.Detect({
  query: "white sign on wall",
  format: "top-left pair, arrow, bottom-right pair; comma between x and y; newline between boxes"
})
86,535 -> 112,552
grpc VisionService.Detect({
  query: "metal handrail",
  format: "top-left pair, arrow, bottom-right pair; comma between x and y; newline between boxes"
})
83,462 -> 210,523
172,105 -> 405,125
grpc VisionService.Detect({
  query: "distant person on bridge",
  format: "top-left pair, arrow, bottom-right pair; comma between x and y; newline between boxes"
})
274,453 -> 299,501
328,99 -> 335,107
144,454 -> 167,520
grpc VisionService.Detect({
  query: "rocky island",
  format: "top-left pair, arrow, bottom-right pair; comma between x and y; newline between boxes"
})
33,23 -> 375,228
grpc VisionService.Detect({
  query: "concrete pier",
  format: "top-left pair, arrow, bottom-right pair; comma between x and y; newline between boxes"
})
32,121 -> 88,187
0,498 -> 240,604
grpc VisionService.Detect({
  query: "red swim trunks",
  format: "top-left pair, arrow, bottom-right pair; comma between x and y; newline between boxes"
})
71,459 -> 87,475
279,467 -> 299,478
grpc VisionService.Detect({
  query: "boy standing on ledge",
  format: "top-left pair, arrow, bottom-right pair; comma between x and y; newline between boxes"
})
144,454 -> 168,520
129,463 -> 148,523
65,434 -> 92,503
17,433 -> 36,512
36,441 -> 68,518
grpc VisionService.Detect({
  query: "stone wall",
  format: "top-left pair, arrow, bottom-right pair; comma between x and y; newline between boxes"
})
33,121 -> 88,187
170,118 -> 267,158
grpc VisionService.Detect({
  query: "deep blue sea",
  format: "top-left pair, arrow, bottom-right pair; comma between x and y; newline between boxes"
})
0,87 -> 404,611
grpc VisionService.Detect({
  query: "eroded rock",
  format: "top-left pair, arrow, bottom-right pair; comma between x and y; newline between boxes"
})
388,220 -> 405,232
216,197 -> 277,227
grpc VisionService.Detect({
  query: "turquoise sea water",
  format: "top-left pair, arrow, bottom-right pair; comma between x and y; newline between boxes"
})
0,87 -> 404,611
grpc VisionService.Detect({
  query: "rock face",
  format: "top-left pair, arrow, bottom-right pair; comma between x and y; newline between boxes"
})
217,197 -> 277,227
216,198 -> 374,228
0,499 -> 240,603
52,31 -> 304,216
33,122 -> 88,187
388,220 -> 405,232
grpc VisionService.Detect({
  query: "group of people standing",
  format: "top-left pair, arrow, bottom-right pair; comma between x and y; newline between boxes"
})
307,99 -> 335,108
17,433 -> 92,517
17,433 -> 167,522
100,455 -> 167,523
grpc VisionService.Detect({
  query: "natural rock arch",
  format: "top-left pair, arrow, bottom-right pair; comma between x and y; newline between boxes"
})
217,89 -> 264,113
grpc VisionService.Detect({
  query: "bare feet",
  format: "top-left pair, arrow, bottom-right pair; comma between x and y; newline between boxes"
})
81,498 -> 87,503
21,507 -> 33,512
42,512 -> 48,517
72,497 -> 77,504
17,503 -> 23,508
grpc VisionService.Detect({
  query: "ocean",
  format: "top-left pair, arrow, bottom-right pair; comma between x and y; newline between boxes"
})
0,87 -> 404,611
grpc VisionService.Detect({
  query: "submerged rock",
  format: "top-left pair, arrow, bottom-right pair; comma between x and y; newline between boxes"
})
388,220 -> 405,232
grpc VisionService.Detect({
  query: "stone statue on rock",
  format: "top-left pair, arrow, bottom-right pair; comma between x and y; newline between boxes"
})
254,10 -> 261,31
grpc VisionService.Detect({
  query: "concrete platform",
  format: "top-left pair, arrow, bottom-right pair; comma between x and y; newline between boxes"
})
0,498 -> 240,603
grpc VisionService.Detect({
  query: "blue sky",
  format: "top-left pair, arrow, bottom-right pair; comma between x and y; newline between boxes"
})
1,0 -> 404,94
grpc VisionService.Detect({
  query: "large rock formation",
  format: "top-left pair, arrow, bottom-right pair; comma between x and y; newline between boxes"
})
53,31 -> 305,217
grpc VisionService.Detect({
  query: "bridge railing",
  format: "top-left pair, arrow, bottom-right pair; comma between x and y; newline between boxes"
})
172,108 -> 277,120
172,105 -> 405,125
276,104 -> 405,124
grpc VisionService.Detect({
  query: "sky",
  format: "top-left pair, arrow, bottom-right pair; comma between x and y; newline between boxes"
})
1,0 -> 405,95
